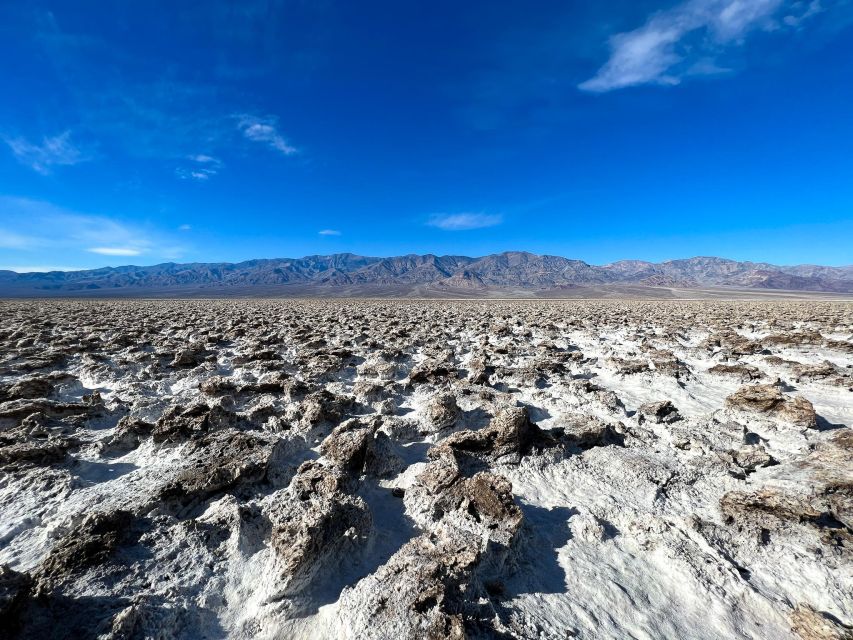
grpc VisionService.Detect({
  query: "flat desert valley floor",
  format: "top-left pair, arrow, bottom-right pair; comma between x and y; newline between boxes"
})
0,299 -> 851,639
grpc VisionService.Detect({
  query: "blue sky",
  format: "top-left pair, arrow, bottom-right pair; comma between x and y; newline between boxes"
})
1,0 -> 852,271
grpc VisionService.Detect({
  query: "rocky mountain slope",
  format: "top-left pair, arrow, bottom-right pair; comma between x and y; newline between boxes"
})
1,253 -> 851,295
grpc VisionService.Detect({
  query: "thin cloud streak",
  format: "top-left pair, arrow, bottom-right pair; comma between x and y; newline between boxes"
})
318,229 -> 341,236
0,229 -> 46,250
428,213 -> 503,231
0,265 -> 83,273
87,247 -> 143,256
3,131 -> 87,174
579,0 -> 822,92
0,197 -> 189,263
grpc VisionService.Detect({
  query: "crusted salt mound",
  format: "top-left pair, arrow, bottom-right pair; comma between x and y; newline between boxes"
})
725,383 -> 818,428
0,299 -> 850,639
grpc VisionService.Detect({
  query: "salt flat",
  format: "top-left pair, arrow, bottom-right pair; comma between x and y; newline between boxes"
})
0,299 -> 851,639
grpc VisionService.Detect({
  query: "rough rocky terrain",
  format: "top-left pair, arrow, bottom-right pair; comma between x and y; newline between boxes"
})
0,299 -> 851,639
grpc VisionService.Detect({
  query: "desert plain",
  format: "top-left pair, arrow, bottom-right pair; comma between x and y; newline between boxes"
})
0,299 -> 851,639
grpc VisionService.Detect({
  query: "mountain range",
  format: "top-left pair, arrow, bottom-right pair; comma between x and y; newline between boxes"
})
1,253 -> 852,297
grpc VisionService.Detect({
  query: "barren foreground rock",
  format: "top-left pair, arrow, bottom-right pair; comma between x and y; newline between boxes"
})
0,299 -> 850,639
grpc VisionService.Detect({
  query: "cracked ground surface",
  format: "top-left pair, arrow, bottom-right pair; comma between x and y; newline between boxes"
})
0,299 -> 851,640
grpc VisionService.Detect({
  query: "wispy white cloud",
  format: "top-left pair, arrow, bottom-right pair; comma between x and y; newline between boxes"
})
783,0 -> 824,26
428,213 -> 503,231
176,154 -> 222,181
87,247 -> 142,256
236,114 -> 298,155
0,265 -> 82,273
318,229 -> 341,236
0,196 -> 189,263
0,229 -> 46,250
26,4 -> 318,166
178,224 -> 192,231
159,246 -> 188,260
3,131 -> 87,174
579,0 -> 821,92
175,170 -> 208,181
61,213 -> 152,255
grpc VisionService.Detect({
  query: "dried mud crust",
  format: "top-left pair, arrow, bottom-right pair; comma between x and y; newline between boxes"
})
0,299 -> 851,640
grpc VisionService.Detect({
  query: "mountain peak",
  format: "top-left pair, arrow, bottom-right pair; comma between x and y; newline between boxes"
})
0,252 -> 850,296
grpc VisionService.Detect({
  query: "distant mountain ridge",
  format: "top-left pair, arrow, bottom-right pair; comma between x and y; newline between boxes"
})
1,253 -> 852,296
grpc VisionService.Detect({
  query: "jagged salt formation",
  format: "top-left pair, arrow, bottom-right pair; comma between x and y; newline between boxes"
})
0,299 -> 851,639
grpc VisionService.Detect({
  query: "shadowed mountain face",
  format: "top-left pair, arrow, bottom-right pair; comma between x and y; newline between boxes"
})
1,253 -> 851,296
